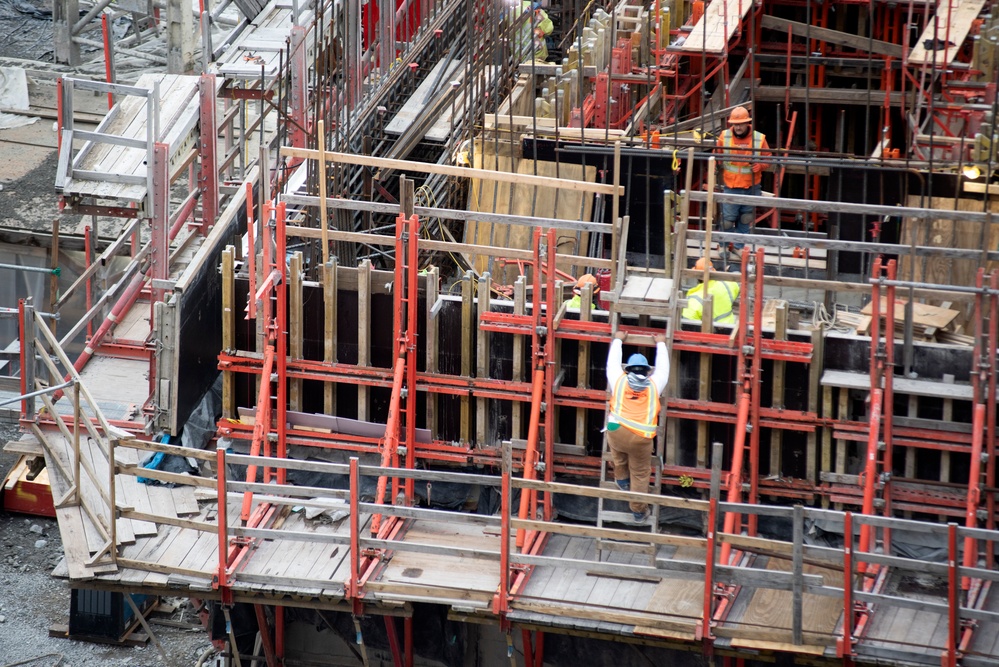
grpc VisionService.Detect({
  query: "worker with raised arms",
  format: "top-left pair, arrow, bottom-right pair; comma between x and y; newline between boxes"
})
604,330 -> 669,523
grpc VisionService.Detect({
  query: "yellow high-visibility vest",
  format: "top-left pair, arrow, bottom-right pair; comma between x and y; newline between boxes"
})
682,280 -> 740,325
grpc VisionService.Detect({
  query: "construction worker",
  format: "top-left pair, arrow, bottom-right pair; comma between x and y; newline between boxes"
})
605,330 -> 669,524
565,273 -> 599,310
716,106 -> 771,261
518,0 -> 553,61
681,257 -> 740,326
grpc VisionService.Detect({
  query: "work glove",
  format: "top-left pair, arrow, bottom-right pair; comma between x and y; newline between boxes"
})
751,162 -> 764,173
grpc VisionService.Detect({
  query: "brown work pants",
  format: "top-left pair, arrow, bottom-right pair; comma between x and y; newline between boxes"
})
607,427 -> 653,513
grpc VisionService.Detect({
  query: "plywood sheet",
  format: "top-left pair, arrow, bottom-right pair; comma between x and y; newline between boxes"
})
633,546 -> 705,640
858,297 -> 959,331
728,558 -> 840,654
900,196 -> 999,317
466,148 -> 597,281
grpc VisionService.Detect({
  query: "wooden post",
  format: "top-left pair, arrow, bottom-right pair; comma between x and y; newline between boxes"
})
834,387 -> 849,511
696,297 -> 713,467
166,0 -> 195,72
426,266 -> 440,434
769,303 -> 787,478
221,246 -> 235,419
821,385 -> 833,509
808,328 -> 824,486
476,273 -> 491,447
461,270 -> 473,444
54,0 -> 81,64
357,259 -> 371,421
792,504 -> 804,645
663,191 -> 674,277
289,252 -> 304,412
323,259 -> 338,414
575,283 -> 593,450
512,277 -> 527,440
317,120 -> 330,265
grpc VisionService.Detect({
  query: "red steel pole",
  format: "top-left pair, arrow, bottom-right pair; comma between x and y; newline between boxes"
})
840,512 -> 854,660
275,201 -> 288,484
946,522 -> 959,667
748,247 -> 764,535
240,345 -> 275,522
882,260 -> 896,552
963,402 -> 985,588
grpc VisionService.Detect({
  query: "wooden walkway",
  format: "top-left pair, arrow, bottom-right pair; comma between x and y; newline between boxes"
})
907,0 -> 988,66
22,421 -> 999,667
59,74 -> 202,204
676,0 -> 754,53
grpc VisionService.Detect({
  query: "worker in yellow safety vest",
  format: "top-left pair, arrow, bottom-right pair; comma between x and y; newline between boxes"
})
516,0 -> 553,62
681,257 -> 740,326
565,273 -> 599,310
604,330 -> 670,524
716,106 -> 771,261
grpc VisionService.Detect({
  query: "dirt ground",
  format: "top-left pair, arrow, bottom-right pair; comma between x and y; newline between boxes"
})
1,424 -> 216,667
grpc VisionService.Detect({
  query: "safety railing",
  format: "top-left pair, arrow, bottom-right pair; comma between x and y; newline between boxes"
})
75,432 -> 999,666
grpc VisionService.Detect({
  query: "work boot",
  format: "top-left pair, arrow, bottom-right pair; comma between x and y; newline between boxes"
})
615,479 -> 630,491
632,508 -> 650,523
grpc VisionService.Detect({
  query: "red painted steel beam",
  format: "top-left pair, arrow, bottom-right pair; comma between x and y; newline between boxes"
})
253,604 -> 278,667
240,345 -> 275,522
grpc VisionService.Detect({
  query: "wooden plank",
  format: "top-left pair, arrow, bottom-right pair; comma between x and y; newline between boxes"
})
633,546 -> 706,639
907,0 -> 989,66
729,557 -> 841,652
858,297 -> 959,331
760,15 -> 903,58
282,146 -> 622,197
620,276 -> 654,301
357,259 -> 371,421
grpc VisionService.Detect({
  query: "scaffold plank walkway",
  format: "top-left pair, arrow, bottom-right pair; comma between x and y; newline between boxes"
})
676,0 -> 754,53
907,0 -> 988,66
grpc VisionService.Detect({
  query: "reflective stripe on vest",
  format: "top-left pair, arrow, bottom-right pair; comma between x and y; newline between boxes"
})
609,375 -> 660,438
722,131 -> 762,175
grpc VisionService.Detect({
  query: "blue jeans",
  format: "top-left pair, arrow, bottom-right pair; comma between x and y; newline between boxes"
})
721,183 -> 761,250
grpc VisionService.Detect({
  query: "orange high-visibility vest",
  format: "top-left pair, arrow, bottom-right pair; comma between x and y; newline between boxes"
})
608,375 -> 661,438
718,130 -> 766,189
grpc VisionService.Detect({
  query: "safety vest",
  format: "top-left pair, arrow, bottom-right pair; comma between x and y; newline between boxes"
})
518,2 -> 552,61
681,280 -> 740,325
565,295 -> 596,310
608,375 -> 661,438
719,130 -> 765,189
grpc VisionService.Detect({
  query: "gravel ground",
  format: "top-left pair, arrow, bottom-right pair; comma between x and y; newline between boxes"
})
1,424 -> 215,667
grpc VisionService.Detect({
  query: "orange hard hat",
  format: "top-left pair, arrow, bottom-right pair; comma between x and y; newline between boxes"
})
694,257 -> 711,271
574,273 -> 600,294
728,106 -> 752,125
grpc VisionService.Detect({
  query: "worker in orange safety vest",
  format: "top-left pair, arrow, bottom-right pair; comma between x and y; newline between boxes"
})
716,106 -> 771,261
604,330 -> 669,524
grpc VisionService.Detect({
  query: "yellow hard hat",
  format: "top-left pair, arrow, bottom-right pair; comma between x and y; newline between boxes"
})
728,106 -> 752,125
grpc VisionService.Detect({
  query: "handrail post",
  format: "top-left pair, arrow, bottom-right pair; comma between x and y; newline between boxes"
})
792,504 -> 804,645
839,512 -> 854,659
701,496 -> 717,644
946,522 -> 959,667
349,457 -> 361,602
497,443 -> 512,615
215,443 -> 232,605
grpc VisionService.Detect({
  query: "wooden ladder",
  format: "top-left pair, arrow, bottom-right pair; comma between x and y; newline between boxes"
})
595,215 -> 688,561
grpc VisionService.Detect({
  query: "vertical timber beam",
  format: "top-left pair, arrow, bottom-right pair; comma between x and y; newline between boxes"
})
461,270 -> 473,444
477,273 -> 491,447
575,282 -> 593,450
512,276 -> 527,440
150,143 -> 170,307
426,266 -> 439,434
807,327 -> 823,485
167,0 -> 195,72
324,259 -> 338,414
54,0 -> 80,65
222,246 -> 235,419
769,303 -> 787,479
289,252 -> 303,412
358,259 -> 372,421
